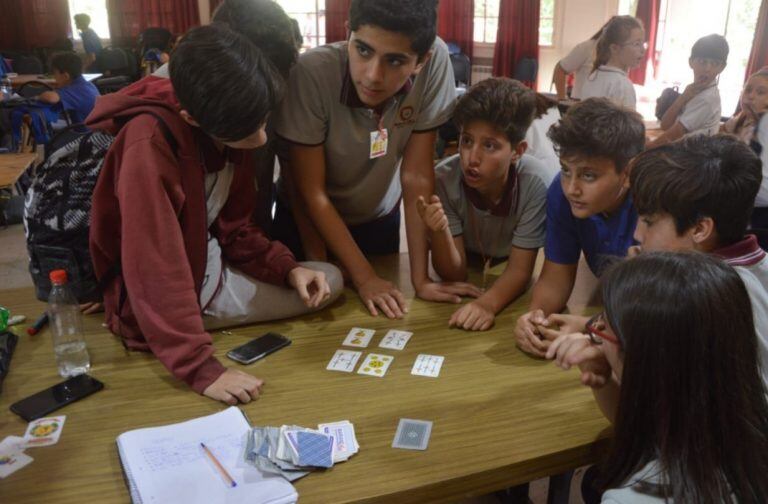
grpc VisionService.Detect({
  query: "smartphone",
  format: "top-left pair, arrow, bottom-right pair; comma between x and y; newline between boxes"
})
226,333 -> 291,364
10,374 -> 104,422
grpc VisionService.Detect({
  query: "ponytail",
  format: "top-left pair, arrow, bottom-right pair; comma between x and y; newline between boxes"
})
591,15 -> 644,74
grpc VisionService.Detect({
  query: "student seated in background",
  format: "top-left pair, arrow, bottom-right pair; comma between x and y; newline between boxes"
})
547,252 -> 768,503
722,66 -> 768,143
87,25 -> 343,405
552,19 -> 610,100
524,92 -> 561,180
273,0 -> 479,319
73,13 -> 102,71
417,78 -> 549,331
580,16 -> 645,110
648,34 -> 728,148
513,98 -> 645,357
36,52 -> 100,124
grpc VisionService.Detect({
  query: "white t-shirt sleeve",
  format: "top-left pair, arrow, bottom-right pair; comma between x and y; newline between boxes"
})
678,90 -> 720,134
559,40 -> 592,73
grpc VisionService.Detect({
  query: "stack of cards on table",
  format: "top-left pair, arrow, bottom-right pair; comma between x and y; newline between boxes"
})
244,420 -> 359,481
0,416 -> 66,479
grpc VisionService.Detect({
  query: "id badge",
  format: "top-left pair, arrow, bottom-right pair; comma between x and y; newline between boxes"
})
370,128 -> 388,159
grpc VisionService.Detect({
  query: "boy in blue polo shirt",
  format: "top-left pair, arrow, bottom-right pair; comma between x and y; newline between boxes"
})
37,52 -> 100,124
514,98 -> 645,357
74,13 -> 103,71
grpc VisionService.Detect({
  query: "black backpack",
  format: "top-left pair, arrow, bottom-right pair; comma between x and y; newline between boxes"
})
655,86 -> 681,121
23,113 -> 176,302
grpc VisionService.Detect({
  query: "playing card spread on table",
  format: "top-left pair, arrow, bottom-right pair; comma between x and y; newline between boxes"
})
392,419 -> 433,450
411,354 -> 444,378
343,327 -> 375,347
326,349 -> 363,372
318,421 -> 359,463
0,450 -> 33,478
378,330 -> 412,350
357,353 -> 393,377
23,416 -> 66,447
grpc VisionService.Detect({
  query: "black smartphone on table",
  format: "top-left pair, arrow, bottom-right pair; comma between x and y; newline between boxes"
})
10,374 -> 104,421
226,333 -> 291,364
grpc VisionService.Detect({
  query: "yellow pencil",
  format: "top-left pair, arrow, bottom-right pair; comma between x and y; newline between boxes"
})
200,442 -> 237,487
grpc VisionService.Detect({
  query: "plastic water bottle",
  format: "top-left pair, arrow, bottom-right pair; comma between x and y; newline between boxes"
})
0,77 -> 12,100
48,269 -> 91,377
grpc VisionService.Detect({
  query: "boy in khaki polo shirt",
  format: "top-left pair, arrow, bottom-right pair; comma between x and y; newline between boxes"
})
273,0 -> 480,318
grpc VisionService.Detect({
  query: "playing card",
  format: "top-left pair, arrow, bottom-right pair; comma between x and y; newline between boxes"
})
411,354 -> 444,378
23,416 -> 66,447
318,421 -> 359,462
357,353 -> 394,377
378,329 -> 413,350
296,431 -> 333,468
392,419 -> 433,450
326,349 -> 363,372
0,436 -> 26,454
0,451 -> 33,478
343,327 -> 375,347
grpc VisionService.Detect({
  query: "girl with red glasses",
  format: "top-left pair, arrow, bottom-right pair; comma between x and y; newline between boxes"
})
547,252 -> 768,503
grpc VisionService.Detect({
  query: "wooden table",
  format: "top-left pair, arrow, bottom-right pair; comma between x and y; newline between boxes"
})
9,74 -> 102,88
0,256 -> 610,503
0,153 -> 35,188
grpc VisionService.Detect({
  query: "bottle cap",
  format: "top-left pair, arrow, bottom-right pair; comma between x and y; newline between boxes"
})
49,269 -> 68,285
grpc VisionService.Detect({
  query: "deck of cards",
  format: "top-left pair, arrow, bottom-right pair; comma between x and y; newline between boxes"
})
244,420 -> 359,481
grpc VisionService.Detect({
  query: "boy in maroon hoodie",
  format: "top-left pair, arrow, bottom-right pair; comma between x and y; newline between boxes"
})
88,25 -> 342,405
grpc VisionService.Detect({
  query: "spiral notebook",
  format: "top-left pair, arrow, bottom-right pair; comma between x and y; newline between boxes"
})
116,406 -> 298,504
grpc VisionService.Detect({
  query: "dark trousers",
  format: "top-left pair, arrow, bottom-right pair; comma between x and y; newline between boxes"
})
272,198 -> 400,261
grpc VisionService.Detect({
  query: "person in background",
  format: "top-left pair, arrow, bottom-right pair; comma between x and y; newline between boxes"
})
547,252 -> 768,503
524,93 -> 561,180
74,13 -> 102,71
647,34 -> 728,148
36,52 -> 100,124
722,66 -> 768,144
552,19 -> 611,100
580,16 -> 645,110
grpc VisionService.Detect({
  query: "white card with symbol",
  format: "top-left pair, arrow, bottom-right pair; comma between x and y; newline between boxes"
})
357,353 -> 393,377
326,350 -> 362,372
411,354 -> 444,378
343,327 -> 375,348
379,330 -> 412,350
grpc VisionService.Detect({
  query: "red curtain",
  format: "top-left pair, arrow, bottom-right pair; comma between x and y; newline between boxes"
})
0,0 -> 71,51
492,0 -> 539,87
107,0 -> 200,46
746,0 -> 768,79
437,0 -> 474,59
629,0 -> 660,85
325,0 -> 351,43
210,0 -> 225,16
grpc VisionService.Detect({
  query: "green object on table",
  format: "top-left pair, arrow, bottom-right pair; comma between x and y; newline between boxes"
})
0,306 -> 8,332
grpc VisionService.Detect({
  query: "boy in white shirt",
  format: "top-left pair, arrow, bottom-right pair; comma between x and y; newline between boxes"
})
648,34 -> 728,148
580,15 -> 645,110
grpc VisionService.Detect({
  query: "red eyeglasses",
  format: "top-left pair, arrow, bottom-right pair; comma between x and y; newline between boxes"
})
585,312 -> 620,345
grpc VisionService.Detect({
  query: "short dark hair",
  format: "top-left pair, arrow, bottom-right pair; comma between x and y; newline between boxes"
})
349,0 -> 437,58
73,13 -> 91,27
50,52 -> 83,79
169,24 -> 282,142
630,134 -> 761,246
600,252 -> 768,502
212,0 -> 298,79
453,78 -> 536,144
691,34 -> 729,63
547,97 -> 645,172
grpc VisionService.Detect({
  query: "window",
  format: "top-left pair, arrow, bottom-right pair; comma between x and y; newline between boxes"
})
473,0 -> 500,44
539,0 -> 556,46
67,0 -> 110,40
275,0 -> 325,50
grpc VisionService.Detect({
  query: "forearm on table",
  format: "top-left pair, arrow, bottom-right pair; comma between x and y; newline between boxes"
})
529,262 -> 577,315
479,256 -> 536,314
429,230 -> 466,281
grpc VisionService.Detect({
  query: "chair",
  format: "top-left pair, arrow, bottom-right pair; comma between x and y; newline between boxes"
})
16,81 -> 54,99
513,57 -> 538,85
13,55 -> 43,75
93,48 -> 137,93
450,52 -> 471,88
138,28 -> 174,53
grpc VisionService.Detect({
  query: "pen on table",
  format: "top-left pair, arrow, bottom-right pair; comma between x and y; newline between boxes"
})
27,313 -> 49,336
200,442 -> 237,488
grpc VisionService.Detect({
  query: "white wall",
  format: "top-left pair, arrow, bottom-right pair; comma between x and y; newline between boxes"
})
198,0 -> 211,25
